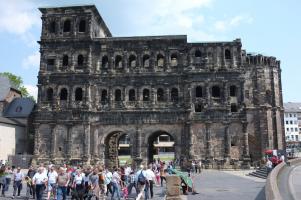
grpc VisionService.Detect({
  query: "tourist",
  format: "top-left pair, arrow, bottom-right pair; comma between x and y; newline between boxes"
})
89,167 -> 100,199
57,167 -> 70,200
47,166 -> 58,200
155,167 -> 160,186
98,166 -> 106,199
145,164 -> 156,199
32,167 -> 48,200
266,159 -> 273,174
26,166 -> 36,199
12,167 -> 24,198
104,167 -> 113,196
124,164 -> 132,184
136,165 -> 148,200
160,163 -> 166,187
127,171 -> 138,196
0,166 -> 6,197
4,166 -> 13,193
72,169 -> 84,199
111,167 -> 121,200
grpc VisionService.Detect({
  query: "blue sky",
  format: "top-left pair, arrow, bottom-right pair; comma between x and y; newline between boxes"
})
0,0 -> 300,102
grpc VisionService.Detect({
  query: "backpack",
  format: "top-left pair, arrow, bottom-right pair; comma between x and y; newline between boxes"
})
137,171 -> 146,185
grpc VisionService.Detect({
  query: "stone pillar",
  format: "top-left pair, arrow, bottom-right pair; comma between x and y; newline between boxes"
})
205,122 -> 213,167
133,127 -> 143,169
66,124 -> 72,162
93,129 -> 99,162
224,122 -> 231,159
84,123 -> 91,163
242,121 -> 251,168
50,123 -> 56,161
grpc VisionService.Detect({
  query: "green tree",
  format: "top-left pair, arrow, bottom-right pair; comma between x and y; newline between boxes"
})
0,72 -> 35,101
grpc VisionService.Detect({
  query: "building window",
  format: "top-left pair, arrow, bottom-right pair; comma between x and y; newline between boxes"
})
75,88 -> 83,101
195,86 -> 203,98
289,114 -> 292,117
171,88 -> 179,102
290,121 -> 293,124
286,121 -> 288,124
78,55 -> 84,66
231,104 -> 238,112
296,135 -> 299,141
295,128 -> 298,132
157,54 -> 164,67
157,88 -> 164,102
79,20 -> 86,32
195,50 -> 202,58
63,19 -> 71,32
101,90 -> 108,102
47,59 -> 55,71
230,85 -> 237,97
129,89 -> 136,101
46,88 -> 53,101
60,88 -> 68,100
49,21 -> 56,33
62,55 -> 68,66
115,89 -> 121,101
115,55 -> 122,68
129,55 -> 136,67
143,55 -> 150,67
225,49 -> 231,59
102,56 -> 109,68
143,89 -> 150,101
212,86 -> 221,98
170,53 -> 178,66
287,128 -> 289,131
291,128 -> 294,132
195,104 -> 202,112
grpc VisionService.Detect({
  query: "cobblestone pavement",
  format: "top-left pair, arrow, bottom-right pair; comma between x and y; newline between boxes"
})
0,170 -> 265,200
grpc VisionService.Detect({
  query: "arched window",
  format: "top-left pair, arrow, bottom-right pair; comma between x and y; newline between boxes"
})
115,55 -> 122,68
129,55 -> 136,67
212,86 -> 221,98
157,88 -> 164,102
79,20 -> 86,32
60,88 -> 68,100
115,89 -> 121,101
170,53 -> 178,66
143,55 -> 150,67
231,104 -> 238,112
143,89 -> 150,101
101,90 -> 108,102
195,104 -> 202,112
46,88 -> 53,101
171,88 -> 179,102
195,86 -> 203,98
78,55 -> 84,66
102,56 -> 108,68
63,19 -> 71,32
75,88 -> 83,101
195,50 -> 202,57
62,55 -> 68,66
129,89 -> 135,101
157,54 -> 164,67
225,49 -> 231,59
230,85 -> 237,97
49,21 -> 56,33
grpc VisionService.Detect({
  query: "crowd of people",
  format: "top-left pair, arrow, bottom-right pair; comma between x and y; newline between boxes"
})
0,159 -> 176,200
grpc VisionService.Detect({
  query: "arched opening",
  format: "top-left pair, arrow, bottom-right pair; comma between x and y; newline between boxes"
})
79,20 -> 86,32
63,19 -> 71,32
78,55 -> 84,66
157,88 -> 164,102
171,88 -> 179,102
60,88 -> 68,100
105,132 -> 131,169
195,86 -> 203,98
49,21 -> 56,33
170,53 -> 178,66
129,55 -> 136,67
46,88 -> 53,101
143,89 -> 150,101
101,89 -> 108,103
157,54 -> 164,67
147,131 -> 175,163
195,50 -> 202,58
102,56 -> 109,68
230,85 -> 237,97
231,104 -> 238,112
129,89 -> 136,101
75,88 -> 83,101
115,89 -> 122,101
225,49 -> 231,59
115,55 -> 122,68
212,85 -> 221,98
195,103 -> 202,112
62,55 -> 68,66
143,54 -> 150,67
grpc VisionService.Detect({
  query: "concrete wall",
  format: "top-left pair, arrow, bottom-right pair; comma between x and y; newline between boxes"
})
0,123 -> 26,161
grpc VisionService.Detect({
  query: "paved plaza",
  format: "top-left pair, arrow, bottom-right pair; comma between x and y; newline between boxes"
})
0,169 -> 266,200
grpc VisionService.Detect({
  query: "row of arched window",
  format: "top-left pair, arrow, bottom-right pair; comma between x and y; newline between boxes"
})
48,18 -> 86,34
194,85 -> 238,98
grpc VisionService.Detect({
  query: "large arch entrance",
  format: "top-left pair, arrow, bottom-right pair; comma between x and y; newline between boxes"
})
147,131 -> 175,163
104,132 -> 131,169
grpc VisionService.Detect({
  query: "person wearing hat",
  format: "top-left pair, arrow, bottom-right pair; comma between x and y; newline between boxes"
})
32,167 -> 48,200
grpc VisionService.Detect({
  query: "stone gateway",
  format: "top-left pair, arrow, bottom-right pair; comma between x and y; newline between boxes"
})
32,5 -> 285,168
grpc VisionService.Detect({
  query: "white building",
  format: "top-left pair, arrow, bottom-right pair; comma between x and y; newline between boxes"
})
284,102 -> 301,142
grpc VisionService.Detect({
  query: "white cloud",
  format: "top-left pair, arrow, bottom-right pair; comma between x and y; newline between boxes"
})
24,84 -> 38,100
214,15 -> 254,32
22,51 -> 40,69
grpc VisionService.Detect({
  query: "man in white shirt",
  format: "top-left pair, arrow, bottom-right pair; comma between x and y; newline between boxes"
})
136,165 -> 148,200
124,165 -> 132,184
104,168 -> 113,196
145,165 -> 156,199
32,167 -> 48,200
111,168 -> 121,200
12,167 -> 24,198
47,166 -> 58,200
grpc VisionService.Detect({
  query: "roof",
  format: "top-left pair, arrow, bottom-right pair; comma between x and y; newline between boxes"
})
3,98 -> 35,118
284,102 -> 301,112
39,4 -> 112,37
0,116 -> 26,127
0,76 -> 21,101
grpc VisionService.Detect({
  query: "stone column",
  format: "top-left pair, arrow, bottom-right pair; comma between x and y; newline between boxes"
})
50,123 -> 56,161
242,121 -> 251,168
84,123 -> 91,163
205,122 -> 213,167
32,124 -> 40,166
223,122 -> 231,163
93,129 -> 99,162
133,127 -> 143,168
66,124 -> 72,162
